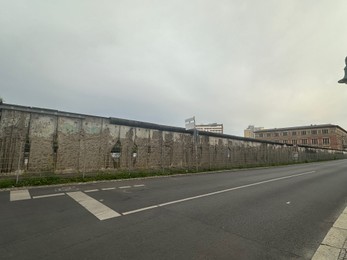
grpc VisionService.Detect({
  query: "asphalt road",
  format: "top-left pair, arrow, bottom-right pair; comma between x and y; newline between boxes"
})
1,159 -> 347,259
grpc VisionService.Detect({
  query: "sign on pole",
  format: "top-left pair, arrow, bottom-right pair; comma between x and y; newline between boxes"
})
185,116 -> 196,130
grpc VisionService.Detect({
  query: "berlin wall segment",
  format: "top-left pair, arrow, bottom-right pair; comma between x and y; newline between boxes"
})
0,103 -> 346,176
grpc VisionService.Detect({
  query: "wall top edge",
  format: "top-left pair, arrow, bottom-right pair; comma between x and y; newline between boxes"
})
0,103 -> 92,119
109,117 -> 189,133
0,103 -> 345,152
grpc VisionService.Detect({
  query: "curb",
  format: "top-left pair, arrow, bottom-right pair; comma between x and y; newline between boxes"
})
312,207 -> 347,260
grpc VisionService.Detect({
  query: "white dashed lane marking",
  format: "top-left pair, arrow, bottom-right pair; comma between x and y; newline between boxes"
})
119,186 -> 131,189
85,189 -> 99,193
67,191 -> 121,220
9,184 -> 146,202
10,190 -> 31,201
32,193 -> 65,199
133,184 -> 145,188
101,187 -> 116,191
8,184 -> 146,221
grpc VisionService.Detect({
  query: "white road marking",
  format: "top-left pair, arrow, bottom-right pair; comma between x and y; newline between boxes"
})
32,193 -> 65,199
101,187 -> 116,191
133,184 -> 145,188
67,191 -> 121,220
119,186 -> 131,189
55,186 -> 77,192
123,171 -> 316,216
85,189 -> 99,193
10,190 -> 31,201
286,201 -> 291,205
122,205 -> 159,215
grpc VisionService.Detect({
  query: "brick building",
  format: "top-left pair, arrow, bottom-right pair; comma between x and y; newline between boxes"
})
254,124 -> 347,150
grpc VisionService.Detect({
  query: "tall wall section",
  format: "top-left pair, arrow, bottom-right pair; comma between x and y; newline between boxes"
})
0,104 -> 346,175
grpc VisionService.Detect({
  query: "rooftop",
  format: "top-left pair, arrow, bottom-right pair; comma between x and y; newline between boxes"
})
254,124 -> 347,134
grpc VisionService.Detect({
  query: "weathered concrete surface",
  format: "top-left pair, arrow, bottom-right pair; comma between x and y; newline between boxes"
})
1,103 -> 346,175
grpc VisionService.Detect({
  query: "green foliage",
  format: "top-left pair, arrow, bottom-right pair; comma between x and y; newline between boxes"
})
0,179 -> 16,189
0,157 -> 344,189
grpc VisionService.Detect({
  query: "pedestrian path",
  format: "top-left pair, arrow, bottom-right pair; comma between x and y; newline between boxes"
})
312,206 -> 347,260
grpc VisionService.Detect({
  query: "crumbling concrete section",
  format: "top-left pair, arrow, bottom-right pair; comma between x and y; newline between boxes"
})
1,103 -> 346,175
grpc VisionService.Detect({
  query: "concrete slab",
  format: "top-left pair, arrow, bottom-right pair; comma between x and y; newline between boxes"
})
322,227 -> 347,249
312,245 -> 340,260
334,213 -> 347,230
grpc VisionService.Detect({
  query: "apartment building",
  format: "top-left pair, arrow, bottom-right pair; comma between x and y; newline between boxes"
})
244,125 -> 264,138
254,124 -> 347,150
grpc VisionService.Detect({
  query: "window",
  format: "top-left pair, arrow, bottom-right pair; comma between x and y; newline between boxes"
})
301,131 -> 307,135
283,132 -> 288,136
311,130 -> 317,135
292,131 -> 297,136
322,129 -> 329,134
283,140 -> 288,144
323,138 -> 330,145
312,139 -> 318,145
292,140 -> 297,145
267,133 -> 271,137
274,133 -> 279,137
301,139 -> 308,145
259,133 -> 263,137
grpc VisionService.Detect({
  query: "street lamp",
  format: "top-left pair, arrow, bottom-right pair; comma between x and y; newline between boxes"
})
338,56 -> 347,84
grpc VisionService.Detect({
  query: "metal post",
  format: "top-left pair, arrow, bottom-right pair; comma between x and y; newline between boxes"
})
83,138 -> 86,179
16,141 -> 23,185
194,128 -> 198,172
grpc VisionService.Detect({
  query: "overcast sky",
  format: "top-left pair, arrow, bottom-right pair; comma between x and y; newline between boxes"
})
1,1 -> 347,136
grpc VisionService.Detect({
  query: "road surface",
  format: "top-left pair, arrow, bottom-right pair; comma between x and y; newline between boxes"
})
1,160 -> 347,259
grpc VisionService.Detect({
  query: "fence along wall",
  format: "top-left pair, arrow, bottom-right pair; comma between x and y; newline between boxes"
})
0,103 -> 346,175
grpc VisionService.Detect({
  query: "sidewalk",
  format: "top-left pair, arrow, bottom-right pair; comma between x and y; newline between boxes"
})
338,240 -> 347,260
312,207 -> 347,260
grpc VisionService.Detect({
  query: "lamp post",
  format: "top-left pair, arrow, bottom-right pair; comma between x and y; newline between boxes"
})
338,56 -> 347,84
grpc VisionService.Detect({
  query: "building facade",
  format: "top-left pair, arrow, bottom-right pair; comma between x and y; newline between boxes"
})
254,124 -> 347,150
195,123 -> 223,134
244,125 -> 264,138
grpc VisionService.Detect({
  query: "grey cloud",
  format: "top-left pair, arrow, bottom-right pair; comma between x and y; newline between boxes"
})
1,0 -> 347,136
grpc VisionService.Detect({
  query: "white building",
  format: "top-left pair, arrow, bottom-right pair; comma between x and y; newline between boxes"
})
196,123 -> 223,134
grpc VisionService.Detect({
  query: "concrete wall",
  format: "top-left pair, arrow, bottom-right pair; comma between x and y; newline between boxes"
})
1,104 -> 346,175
